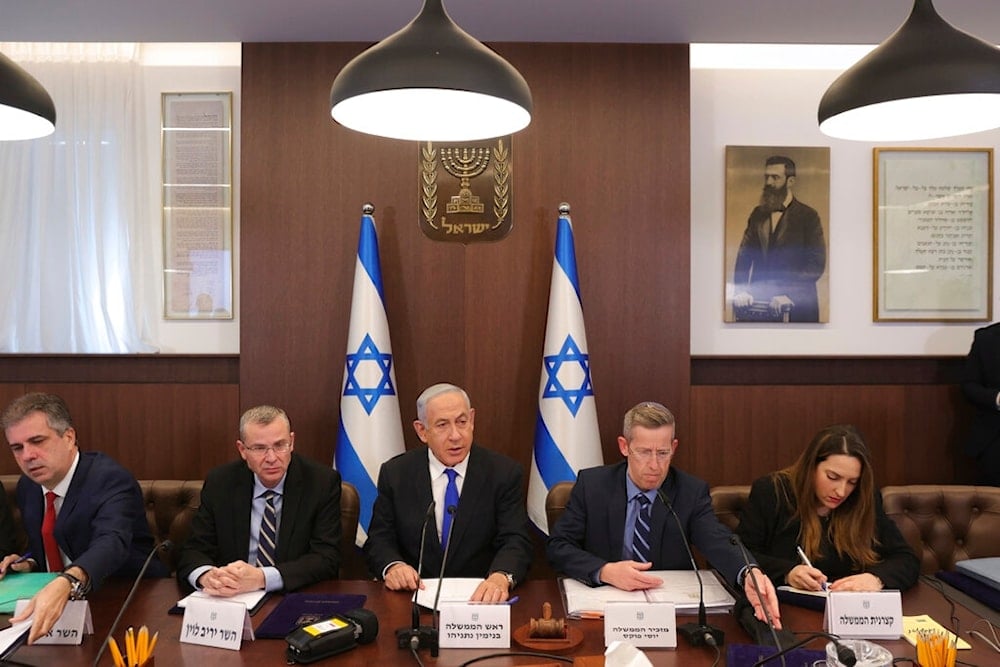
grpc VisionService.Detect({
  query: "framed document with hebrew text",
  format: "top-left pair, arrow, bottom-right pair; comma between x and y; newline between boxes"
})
162,92 -> 234,320
874,148 -> 992,322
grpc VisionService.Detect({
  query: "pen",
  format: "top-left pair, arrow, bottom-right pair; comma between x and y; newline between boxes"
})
796,546 -> 828,591
10,552 -> 32,565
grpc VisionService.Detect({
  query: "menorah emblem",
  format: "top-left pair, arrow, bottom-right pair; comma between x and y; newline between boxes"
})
441,146 -> 491,214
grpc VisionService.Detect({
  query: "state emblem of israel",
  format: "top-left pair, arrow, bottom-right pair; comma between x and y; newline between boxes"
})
419,137 -> 513,242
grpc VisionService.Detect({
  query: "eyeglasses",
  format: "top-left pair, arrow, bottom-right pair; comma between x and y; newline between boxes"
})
244,442 -> 292,456
628,446 -> 672,463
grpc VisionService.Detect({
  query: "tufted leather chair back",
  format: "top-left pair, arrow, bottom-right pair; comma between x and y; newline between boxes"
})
882,485 -> 1000,573
710,485 -> 751,531
545,481 -> 575,532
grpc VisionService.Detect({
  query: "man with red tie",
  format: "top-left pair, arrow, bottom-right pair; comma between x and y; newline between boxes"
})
0,393 -> 163,644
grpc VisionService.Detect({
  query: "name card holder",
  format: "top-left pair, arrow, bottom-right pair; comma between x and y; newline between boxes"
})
180,596 -> 254,651
14,599 -> 92,645
825,590 -> 902,640
438,603 -> 511,648
604,602 -> 676,648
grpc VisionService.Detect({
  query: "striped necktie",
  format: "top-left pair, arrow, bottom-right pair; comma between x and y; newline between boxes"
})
256,490 -> 278,567
632,494 -> 652,563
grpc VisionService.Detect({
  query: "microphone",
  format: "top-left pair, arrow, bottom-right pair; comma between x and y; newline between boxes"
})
729,534 -> 789,655
395,500 -> 436,651
92,540 -> 171,667
750,632 -> 857,667
655,489 -> 724,648
429,504 -> 458,658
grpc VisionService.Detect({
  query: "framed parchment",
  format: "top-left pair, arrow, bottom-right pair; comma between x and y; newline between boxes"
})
162,92 -> 234,319
874,148 -> 992,322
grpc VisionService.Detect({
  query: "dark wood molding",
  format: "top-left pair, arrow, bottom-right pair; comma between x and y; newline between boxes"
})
692,356 -> 965,385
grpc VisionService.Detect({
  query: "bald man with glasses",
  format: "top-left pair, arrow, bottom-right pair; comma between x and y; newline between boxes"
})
546,401 -> 781,627
177,405 -> 341,595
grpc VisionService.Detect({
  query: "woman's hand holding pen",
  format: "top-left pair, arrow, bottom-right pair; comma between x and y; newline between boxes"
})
791,546 -> 828,591
786,563 -> 828,591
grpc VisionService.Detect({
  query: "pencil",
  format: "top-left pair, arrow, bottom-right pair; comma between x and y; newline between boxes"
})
108,637 -> 125,667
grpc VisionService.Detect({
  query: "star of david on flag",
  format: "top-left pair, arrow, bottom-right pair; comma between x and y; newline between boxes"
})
528,204 -> 603,534
335,205 -> 405,547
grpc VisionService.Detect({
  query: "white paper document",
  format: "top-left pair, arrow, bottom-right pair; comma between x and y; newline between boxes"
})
415,578 -> 483,608
0,618 -> 31,659
561,570 -> 736,618
176,588 -> 267,610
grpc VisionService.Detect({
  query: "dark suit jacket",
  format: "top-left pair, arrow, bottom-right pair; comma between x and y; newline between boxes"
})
733,198 -> 826,322
17,451 -> 166,588
962,322 -> 1000,459
363,445 -> 533,584
546,462 -> 747,587
736,475 -> 919,591
176,453 -> 341,592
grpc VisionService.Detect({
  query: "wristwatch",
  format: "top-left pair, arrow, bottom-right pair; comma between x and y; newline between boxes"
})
491,571 -> 516,590
56,572 -> 90,600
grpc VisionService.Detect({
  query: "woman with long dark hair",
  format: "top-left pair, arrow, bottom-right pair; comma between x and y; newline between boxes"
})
736,424 -> 919,592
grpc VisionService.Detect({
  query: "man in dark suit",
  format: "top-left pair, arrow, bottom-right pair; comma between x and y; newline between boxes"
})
364,383 -> 532,603
0,392 -> 164,644
547,402 -> 781,625
961,322 -> 1000,485
177,405 -> 341,595
733,155 -> 826,323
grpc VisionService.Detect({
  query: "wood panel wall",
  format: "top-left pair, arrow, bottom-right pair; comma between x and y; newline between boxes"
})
0,356 -> 239,478
239,42 -> 691,470
687,357 -> 978,489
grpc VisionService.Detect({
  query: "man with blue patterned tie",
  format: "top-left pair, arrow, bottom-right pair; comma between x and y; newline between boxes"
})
364,383 -> 532,603
177,405 -> 341,595
547,402 -> 782,626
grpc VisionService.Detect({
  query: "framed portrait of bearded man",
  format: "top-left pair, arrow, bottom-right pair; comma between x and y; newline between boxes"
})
724,145 -> 830,323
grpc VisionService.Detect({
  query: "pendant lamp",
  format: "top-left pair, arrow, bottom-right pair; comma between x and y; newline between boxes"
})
0,51 -> 55,140
329,0 -> 532,142
818,0 -> 1000,141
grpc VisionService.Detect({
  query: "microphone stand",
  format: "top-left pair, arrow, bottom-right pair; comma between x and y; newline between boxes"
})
395,500 -> 436,651
730,534 -> 785,664
429,505 -> 457,658
655,490 -> 724,647
92,540 -> 170,667
750,631 -> 857,667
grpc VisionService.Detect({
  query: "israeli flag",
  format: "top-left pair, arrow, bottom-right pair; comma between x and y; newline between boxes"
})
528,205 -> 603,533
335,205 -> 405,547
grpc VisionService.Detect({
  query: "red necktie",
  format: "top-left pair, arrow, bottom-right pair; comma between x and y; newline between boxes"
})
42,491 -> 62,572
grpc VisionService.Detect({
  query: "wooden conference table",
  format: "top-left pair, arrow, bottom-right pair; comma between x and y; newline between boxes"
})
7,577 -> 1000,666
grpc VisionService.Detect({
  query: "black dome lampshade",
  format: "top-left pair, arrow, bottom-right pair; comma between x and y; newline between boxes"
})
0,50 -> 55,140
818,0 -> 1000,141
329,0 -> 532,142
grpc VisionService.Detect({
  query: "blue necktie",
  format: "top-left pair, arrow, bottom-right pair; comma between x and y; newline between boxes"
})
256,490 -> 278,567
632,494 -> 652,563
442,468 -> 459,551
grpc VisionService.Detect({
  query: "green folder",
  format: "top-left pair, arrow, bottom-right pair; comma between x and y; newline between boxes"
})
0,573 -> 58,614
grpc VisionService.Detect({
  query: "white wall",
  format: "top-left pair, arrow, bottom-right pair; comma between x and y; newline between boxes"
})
690,50 -> 999,356
140,44 -> 241,353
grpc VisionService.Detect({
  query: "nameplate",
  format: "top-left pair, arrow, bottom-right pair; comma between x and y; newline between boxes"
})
824,590 -> 902,639
180,596 -> 254,650
15,599 -> 92,645
604,602 -> 676,648
438,603 -> 510,648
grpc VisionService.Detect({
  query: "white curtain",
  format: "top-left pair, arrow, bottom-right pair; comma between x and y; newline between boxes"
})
0,43 -> 156,353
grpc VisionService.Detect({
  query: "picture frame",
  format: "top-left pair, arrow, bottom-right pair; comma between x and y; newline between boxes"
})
874,148 -> 992,322
161,92 -> 234,320
724,146 -> 831,323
